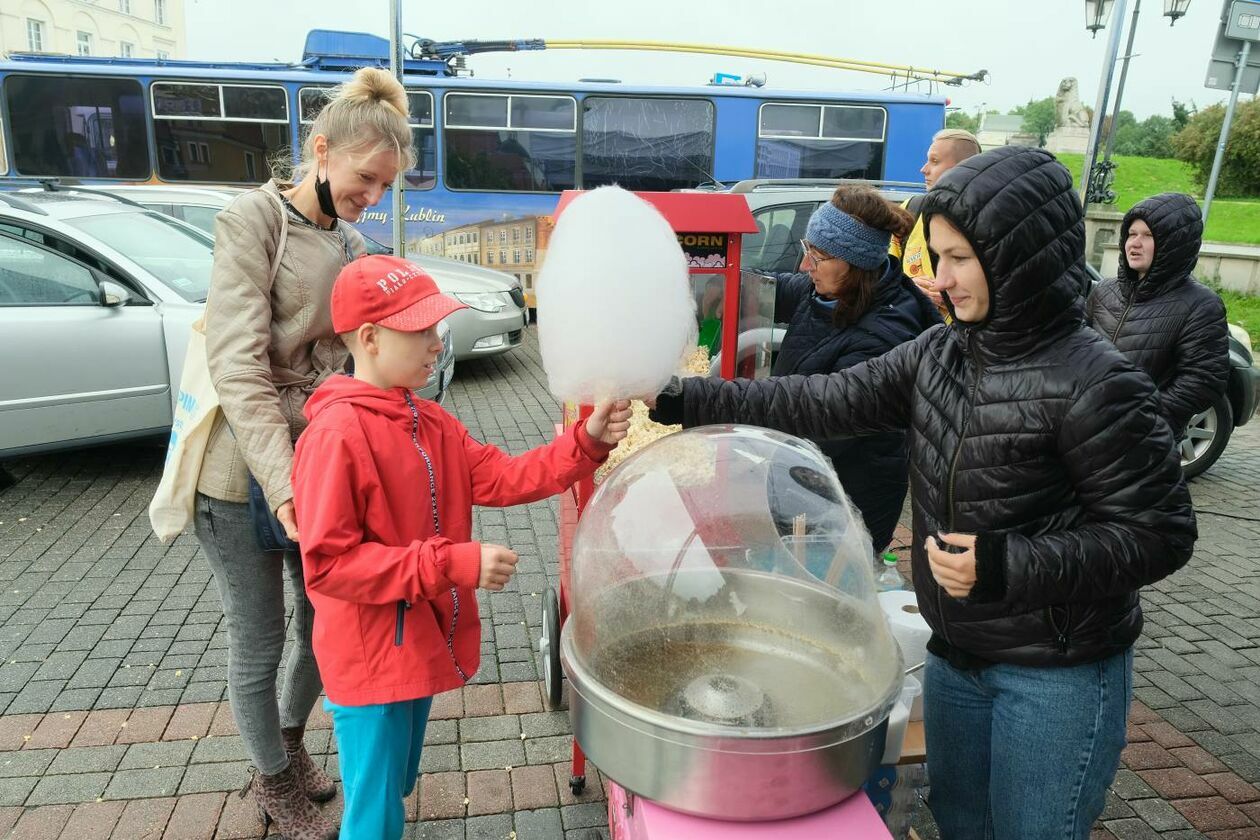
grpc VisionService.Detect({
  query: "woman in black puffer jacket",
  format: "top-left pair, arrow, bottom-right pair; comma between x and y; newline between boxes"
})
651,147 -> 1195,839
1086,192 -> 1229,439
769,186 -> 941,554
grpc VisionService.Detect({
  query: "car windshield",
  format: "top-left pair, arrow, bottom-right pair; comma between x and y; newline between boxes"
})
66,210 -> 214,302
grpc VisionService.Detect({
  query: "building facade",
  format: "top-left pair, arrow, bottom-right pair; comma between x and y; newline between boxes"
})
1,0 -> 186,60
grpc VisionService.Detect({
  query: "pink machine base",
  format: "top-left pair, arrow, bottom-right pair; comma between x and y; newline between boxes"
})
606,781 -> 893,839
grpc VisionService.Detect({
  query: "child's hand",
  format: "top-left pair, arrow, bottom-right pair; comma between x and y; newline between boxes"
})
586,400 -> 633,446
479,544 -> 519,591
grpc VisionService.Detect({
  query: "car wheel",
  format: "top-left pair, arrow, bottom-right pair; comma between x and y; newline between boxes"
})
540,587 -> 563,709
1180,392 -> 1234,480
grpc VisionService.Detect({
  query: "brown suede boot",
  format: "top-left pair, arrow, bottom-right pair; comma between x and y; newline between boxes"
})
282,725 -> 337,803
248,762 -> 338,840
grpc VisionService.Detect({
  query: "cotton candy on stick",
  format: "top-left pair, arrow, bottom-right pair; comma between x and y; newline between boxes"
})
538,186 -> 696,403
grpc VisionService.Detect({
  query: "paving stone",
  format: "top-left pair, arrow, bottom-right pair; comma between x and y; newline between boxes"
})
25,711 -> 86,749
117,707 -> 175,744
162,703 -> 216,741
560,802 -> 607,830
1203,771 -> 1260,805
113,796 -> 177,840
1102,818 -> 1162,840
25,771 -> 111,806
416,818 -> 466,840
1123,742 -> 1182,771
178,761 -> 250,795
459,739 -> 525,772
212,788 -> 265,840
502,682 -> 544,715
465,813 -> 513,840
1139,768 -> 1220,800
45,744 -> 126,774
190,736 -> 247,764
1173,745 -> 1233,775
104,766 -> 185,800
57,799 -> 126,840
1142,721 -> 1197,750
120,740 -> 196,771
514,808 -> 564,840
423,719 -> 458,746
1128,797 -> 1195,831
7,803 -> 74,840
1171,796 -> 1252,831
465,769 -> 511,817
418,770 -> 465,821
0,748 -> 56,779
511,764 -> 559,811
163,791 -> 225,839
0,714 -> 44,751
463,685 -> 504,718
521,712 -> 570,739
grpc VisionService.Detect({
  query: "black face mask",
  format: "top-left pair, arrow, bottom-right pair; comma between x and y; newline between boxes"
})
315,164 -> 339,221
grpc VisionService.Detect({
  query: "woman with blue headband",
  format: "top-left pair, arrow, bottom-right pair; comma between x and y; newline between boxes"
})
768,185 -> 940,555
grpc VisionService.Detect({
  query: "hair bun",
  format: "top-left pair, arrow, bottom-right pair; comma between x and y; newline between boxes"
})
341,67 -> 408,118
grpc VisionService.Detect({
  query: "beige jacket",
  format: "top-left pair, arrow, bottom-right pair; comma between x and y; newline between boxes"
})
197,180 -> 364,510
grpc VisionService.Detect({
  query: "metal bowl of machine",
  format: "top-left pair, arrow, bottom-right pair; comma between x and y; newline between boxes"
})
560,426 -> 903,821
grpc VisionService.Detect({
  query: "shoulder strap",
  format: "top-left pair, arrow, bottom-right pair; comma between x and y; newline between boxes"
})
257,188 -> 290,287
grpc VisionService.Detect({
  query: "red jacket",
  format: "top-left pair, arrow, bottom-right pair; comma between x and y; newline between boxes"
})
292,375 -> 610,705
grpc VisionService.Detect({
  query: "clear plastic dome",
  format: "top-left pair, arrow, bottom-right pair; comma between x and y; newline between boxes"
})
565,425 -> 903,735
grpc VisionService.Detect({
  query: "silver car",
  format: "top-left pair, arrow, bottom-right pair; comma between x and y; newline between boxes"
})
0,185 -> 453,459
94,184 -> 530,361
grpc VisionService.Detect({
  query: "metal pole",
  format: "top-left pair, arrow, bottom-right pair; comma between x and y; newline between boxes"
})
389,0 -> 406,256
1079,0 -> 1130,204
1203,39 -> 1252,224
1102,0 -> 1142,164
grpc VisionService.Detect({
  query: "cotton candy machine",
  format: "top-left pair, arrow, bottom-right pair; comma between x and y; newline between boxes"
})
560,425 -> 904,822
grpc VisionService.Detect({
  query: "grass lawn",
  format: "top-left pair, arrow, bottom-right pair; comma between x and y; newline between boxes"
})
1218,287 -> 1260,341
1055,153 -> 1260,246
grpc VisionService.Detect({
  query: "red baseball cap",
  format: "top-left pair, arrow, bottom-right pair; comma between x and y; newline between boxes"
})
331,254 -> 467,334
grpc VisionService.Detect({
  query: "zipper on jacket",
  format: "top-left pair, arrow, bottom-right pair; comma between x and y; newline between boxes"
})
1046,604 -> 1071,653
394,600 -> 411,647
402,391 -> 470,682
940,331 -> 985,645
1111,287 -> 1138,343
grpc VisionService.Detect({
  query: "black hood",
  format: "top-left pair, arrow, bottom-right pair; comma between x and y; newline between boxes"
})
920,146 -> 1088,361
1118,192 -> 1202,299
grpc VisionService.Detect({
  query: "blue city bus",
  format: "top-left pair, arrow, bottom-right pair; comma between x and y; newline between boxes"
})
0,29 -> 944,304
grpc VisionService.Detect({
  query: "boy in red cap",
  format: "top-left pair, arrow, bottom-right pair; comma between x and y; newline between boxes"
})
291,254 -> 630,839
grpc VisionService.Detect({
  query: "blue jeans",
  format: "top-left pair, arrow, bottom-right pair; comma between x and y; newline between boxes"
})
924,648 -> 1132,840
327,697 -> 434,840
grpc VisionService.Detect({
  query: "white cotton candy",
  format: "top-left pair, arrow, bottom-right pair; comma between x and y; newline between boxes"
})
538,186 -> 696,403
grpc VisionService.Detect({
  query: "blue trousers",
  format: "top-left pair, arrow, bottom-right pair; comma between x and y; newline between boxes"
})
327,696 -> 434,840
923,649 -> 1132,840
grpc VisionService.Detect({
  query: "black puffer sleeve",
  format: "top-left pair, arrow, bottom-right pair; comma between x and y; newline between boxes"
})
1160,287 -> 1229,436
653,328 -> 932,438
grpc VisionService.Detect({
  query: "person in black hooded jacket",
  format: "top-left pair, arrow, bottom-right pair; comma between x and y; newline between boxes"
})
769,185 -> 941,554
650,146 -> 1196,838
1086,192 -> 1229,440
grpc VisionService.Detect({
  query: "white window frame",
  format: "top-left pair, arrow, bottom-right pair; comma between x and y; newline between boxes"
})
151,82 -> 289,124
120,41 -> 134,58
155,0 -> 167,25
756,102 -> 888,143
26,19 -> 44,52
298,86 -> 433,128
120,0 -> 132,13
444,92 -> 577,133
76,31 -> 93,57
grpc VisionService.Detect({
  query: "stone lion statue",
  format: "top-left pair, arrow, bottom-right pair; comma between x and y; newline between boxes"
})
1055,78 -> 1092,128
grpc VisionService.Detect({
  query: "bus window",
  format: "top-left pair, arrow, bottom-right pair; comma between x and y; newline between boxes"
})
755,102 -> 886,181
151,82 -> 290,184
6,75 -> 149,179
445,93 -> 576,192
582,97 -> 715,191
298,86 -> 435,189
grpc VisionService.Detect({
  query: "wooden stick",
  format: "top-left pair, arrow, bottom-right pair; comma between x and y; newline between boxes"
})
792,514 -> 807,571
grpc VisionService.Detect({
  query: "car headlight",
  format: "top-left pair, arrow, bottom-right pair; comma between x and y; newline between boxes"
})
454,292 -> 509,313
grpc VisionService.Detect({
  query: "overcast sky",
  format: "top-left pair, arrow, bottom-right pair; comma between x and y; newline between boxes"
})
186,0 -> 1240,121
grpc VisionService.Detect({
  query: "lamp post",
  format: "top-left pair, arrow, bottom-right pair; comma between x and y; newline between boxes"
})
389,0 -> 405,256
1081,0 -> 1193,204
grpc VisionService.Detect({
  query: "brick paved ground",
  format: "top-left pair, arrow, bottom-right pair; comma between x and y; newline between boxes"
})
1,329 -> 1259,839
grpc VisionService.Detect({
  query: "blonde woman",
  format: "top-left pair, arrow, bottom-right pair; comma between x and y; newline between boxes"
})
194,67 -> 413,839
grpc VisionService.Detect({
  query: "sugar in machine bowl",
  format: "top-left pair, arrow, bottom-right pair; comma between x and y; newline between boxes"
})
560,425 -> 904,821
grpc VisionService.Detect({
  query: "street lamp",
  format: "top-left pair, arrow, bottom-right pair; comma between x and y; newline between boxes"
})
1087,0 -> 1116,37
1164,0 -> 1192,24
1080,0 -> 1193,204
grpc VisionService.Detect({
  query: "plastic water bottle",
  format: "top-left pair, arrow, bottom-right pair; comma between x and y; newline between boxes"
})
876,553 -> 905,592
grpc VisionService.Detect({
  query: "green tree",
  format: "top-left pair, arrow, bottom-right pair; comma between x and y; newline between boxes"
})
1013,97 -> 1058,147
1171,99 -> 1193,131
1172,99 -> 1260,197
945,110 -> 980,134
1113,115 -> 1176,158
